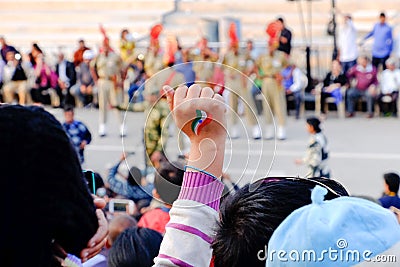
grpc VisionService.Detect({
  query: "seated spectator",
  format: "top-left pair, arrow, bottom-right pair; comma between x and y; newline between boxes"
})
379,172 -> 400,209
29,44 -> 58,105
0,36 -> 18,63
2,50 -> 29,104
119,28 -> 136,65
55,50 -> 77,107
74,49 -> 96,107
63,105 -> 92,164
138,160 -> 184,234
127,54 -> 147,103
281,59 -> 307,119
378,57 -> 400,117
106,153 -> 153,204
0,105 -> 107,266
267,186 -> 400,266
346,55 -> 379,118
108,227 -> 163,267
152,85 -> 348,267
320,60 -> 348,116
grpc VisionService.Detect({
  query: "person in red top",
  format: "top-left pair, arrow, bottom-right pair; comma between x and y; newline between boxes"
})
138,160 -> 184,234
345,55 -> 379,118
73,39 -> 90,67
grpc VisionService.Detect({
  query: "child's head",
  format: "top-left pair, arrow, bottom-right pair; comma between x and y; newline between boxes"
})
106,214 -> 137,248
108,227 -> 163,267
153,160 -> 184,205
306,116 -> 321,134
212,177 -> 348,267
63,105 -> 75,123
383,172 -> 400,195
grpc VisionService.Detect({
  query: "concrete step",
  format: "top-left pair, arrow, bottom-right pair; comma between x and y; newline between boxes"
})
178,0 -> 400,14
0,10 -> 165,23
1,0 -> 174,12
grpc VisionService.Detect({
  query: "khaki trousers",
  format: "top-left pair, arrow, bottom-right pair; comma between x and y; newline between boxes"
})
226,74 -> 257,126
262,78 -> 286,126
97,78 -> 121,124
3,80 -> 28,104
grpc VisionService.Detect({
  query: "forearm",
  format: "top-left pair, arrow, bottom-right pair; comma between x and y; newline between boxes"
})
186,137 -> 225,178
154,171 -> 224,267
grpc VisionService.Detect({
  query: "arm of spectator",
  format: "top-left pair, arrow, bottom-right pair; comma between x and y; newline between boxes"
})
106,161 -> 127,196
69,62 -> 77,86
388,27 -> 394,53
363,25 -> 375,41
81,123 -> 92,146
153,84 -> 226,267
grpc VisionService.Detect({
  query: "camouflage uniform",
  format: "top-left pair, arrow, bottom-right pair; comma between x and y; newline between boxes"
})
143,68 -> 185,165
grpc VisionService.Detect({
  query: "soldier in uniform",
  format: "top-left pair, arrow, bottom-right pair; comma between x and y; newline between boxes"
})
223,40 -> 259,139
124,67 -> 185,169
91,38 -> 124,137
256,40 -> 288,140
191,37 -> 219,86
144,42 -> 164,78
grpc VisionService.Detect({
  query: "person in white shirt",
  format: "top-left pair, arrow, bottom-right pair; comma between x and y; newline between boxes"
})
338,14 -> 358,75
378,57 -> 400,116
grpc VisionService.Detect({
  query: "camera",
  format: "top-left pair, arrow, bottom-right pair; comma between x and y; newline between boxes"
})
108,199 -> 136,214
14,53 -> 21,61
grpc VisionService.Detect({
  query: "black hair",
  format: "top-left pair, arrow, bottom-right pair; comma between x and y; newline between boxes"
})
63,104 -> 74,113
277,17 -> 284,23
380,12 -> 386,18
154,161 -> 184,205
306,116 -> 322,133
108,227 -> 163,267
127,166 -> 143,187
32,43 -> 43,54
108,214 -> 138,246
384,172 -> 400,194
0,105 -> 98,267
212,177 -> 349,267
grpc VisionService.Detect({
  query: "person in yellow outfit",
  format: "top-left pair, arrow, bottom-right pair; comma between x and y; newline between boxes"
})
256,40 -> 288,140
119,29 -> 136,64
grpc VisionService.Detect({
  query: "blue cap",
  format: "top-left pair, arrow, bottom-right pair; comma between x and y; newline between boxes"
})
266,186 -> 400,266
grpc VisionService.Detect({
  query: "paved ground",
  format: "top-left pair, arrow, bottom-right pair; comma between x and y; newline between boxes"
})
49,106 -> 400,200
